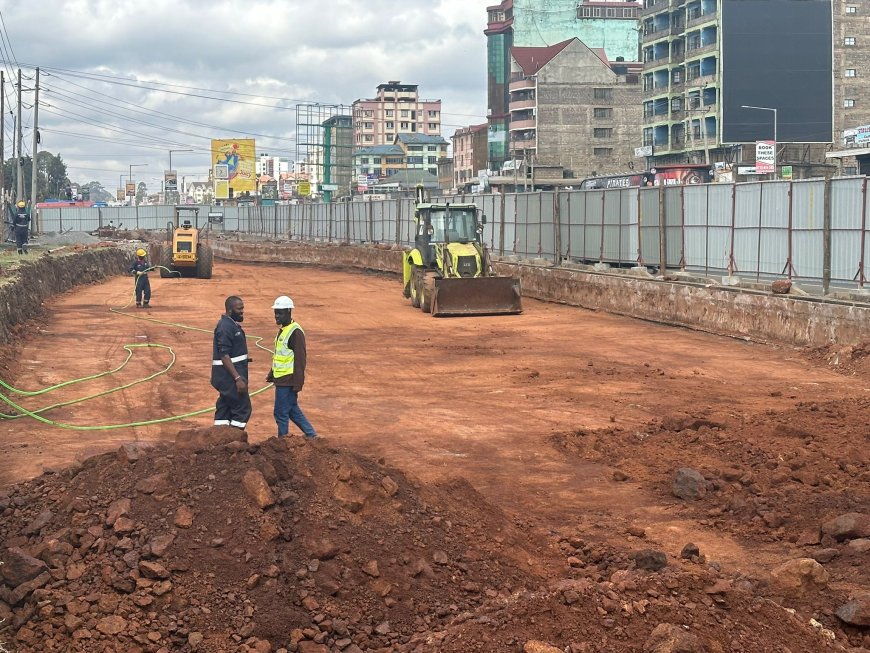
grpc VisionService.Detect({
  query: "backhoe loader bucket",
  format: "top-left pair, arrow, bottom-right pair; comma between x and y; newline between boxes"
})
431,276 -> 523,317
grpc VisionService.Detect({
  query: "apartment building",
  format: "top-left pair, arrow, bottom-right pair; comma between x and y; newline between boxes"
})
351,82 -> 442,149
508,38 -> 643,179
451,123 -> 488,191
830,1 -> 870,174
486,0 -> 642,171
640,0 -> 835,175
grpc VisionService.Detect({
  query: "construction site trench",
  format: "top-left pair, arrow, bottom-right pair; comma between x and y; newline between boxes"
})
0,240 -> 869,653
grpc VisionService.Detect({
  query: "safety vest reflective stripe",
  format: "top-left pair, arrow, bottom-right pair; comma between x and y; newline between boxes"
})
212,354 -> 249,365
272,322 -> 302,378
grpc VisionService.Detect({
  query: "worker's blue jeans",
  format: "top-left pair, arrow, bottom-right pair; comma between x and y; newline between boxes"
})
274,386 -> 316,439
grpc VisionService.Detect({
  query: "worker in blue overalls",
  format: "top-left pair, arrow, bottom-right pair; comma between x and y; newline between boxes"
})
128,248 -> 152,308
211,296 -> 251,429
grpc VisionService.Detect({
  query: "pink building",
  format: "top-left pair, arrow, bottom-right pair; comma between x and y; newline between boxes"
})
451,123 -> 488,191
352,81 -> 442,149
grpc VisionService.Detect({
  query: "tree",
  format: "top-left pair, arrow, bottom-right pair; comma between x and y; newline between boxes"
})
136,181 -> 147,205
2,151 -> 70,201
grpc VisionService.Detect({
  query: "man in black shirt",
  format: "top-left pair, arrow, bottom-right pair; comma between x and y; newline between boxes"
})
211,296 -> 251,429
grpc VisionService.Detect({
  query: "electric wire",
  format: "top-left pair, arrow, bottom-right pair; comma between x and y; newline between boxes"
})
0,268 -> 275,430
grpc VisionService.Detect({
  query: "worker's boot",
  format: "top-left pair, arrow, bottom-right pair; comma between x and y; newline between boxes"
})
136,301 -> 142,308
142,301 -> 151,309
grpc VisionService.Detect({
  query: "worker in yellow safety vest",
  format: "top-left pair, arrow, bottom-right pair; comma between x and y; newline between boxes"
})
266,295 -> 317,440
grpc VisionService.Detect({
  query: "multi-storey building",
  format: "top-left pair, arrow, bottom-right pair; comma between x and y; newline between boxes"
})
830,1 -> 870,174
508,38 -> 643,180
641,0 -> 837,175
451,124 -> 488,191
353,145 -> 406,182
351,82 -> 441,149
485,0 -> 642,171
395,134 -> 448,176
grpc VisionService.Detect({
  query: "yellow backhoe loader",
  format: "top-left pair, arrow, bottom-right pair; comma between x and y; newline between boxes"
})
402,187 -> 522,316
156,206 -> 213,278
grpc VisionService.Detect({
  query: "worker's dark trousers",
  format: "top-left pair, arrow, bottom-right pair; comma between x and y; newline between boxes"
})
135,276 -> 151,304
212,376 -> 252,429
14,226 -> 28,254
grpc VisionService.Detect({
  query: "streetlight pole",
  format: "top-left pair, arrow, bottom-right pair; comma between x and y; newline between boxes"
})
741,105 -> 778,178
129,163 -> 146,206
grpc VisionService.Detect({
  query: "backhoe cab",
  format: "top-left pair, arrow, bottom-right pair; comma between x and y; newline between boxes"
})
156,206 -> 214,279
402,187 -> 522,316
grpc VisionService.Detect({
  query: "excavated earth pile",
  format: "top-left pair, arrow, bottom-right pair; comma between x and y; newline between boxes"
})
0,426 -> 864,653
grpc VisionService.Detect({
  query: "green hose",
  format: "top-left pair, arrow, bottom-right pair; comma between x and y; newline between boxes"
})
0,264 -> 275,430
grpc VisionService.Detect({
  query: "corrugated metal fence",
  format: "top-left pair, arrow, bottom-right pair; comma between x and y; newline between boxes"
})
38,177 -> 870,292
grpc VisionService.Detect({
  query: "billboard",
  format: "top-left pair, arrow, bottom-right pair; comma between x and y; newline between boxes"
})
721,0 -> 832,144
844,125 -> 870,147
164,170 -> 177,192
211,139 -> 256,192
755,141 -> 776,173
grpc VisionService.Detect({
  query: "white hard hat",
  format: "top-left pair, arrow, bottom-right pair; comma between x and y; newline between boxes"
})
272,295 -> 294,310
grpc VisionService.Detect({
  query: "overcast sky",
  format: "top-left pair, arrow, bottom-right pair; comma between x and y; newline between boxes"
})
0,0 -> 489,194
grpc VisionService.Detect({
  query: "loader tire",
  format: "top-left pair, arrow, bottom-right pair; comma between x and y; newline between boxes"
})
420,274 -> 434,313
160,244 -> 173,278
196,244 -> 214,279
410,265 -> 421,308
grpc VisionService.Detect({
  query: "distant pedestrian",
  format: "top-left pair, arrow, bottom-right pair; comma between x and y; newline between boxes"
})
13,200 -> 30,254
128,248 -> 152,308
267,295 -> 317,440
212,296 -> 251,430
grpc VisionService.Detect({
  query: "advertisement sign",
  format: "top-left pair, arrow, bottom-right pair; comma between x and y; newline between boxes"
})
261,181 -> 278,201
211,139 -> 256,191
844,125 -> 870,147
125,182 -> 136,197
755,140 -> 776,174
164,170 -> 178,192
214,164 -> 229,180
634,145 -> 653,158
214,180 -> 229,200
116,188 -> 125,201
781,165 -> 793,180
298,181 -> 311,196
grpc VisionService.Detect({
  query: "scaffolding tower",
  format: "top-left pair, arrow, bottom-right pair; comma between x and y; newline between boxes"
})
295,103 -> 353,203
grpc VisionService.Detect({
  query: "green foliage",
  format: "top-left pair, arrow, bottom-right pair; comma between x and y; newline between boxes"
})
1,151 -> 70,201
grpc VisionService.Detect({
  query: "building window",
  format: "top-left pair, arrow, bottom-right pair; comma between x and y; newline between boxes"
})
386,121 -> 394,129
428,110 -> 438,118
364,135 -> 373,142
594,107 -> 613,119
845,99 -> 856,108
373,157 -> 382,164
593,148 -> 613,156
401,110 -> 409,117
385,133 -> 394,141
386,110 -> 393,117
846,68 -> 857,77
428,122 -> 438,129
593,128 -> 613,138
401,122 -> 409,129
593,88 -> 613,101
364,122 -> 373,129
845,36 -> 856,46
846,5 -> 857,13
360,157 -> 369,164
364,110 -> 373,117
845,166 -> 858,175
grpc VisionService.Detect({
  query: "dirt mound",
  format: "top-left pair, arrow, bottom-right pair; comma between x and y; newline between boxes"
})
2,429 -> 867,652
805,342 -> 870,379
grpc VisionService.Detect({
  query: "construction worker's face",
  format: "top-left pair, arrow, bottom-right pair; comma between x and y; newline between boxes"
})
274,308 -> 291,326
229,300 -> 244,322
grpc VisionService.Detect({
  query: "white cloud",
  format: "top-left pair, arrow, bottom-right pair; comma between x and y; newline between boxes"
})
1,0 -> 489,191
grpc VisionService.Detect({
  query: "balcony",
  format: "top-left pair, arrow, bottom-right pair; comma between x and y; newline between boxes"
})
510,139 -> 537,151
686,41 -> 718,58
509,78 -> 535,92
687,10 -> 717,28
670,50 -> 685,64
640,0 -> 668,16
685,73 -> 716,88
642,26 -> 671,43
642,84 -> 670,99
509,118 -> 537,131
509,98 -> 536,111
671,23 -> 686,36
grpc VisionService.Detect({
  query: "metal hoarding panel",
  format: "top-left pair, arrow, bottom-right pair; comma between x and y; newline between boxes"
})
638,187 -> 660,266
538,192 -> 556,261
583,190 -> 603,263
503,193 -> 518,256
790,180 -> 825,281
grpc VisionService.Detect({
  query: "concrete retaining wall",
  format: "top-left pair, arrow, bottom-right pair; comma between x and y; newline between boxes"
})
211,239 -> 870,347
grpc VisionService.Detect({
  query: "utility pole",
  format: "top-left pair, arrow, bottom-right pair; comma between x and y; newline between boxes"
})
29,68 -> 39,231
1,71 -> 5,208
16,68 -> 23,200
